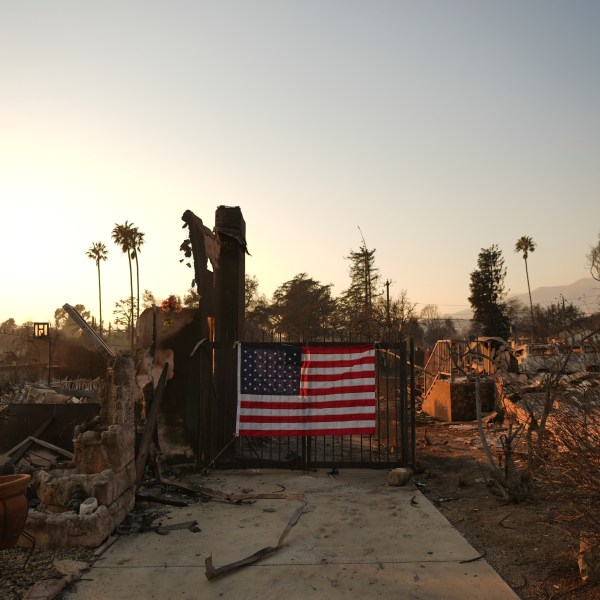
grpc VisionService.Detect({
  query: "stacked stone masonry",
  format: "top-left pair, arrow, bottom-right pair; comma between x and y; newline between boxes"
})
24,355 -> 137,547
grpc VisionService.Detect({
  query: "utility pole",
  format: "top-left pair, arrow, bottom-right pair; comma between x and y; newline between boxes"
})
358,226 -> 372,312
385,279 -> 392,337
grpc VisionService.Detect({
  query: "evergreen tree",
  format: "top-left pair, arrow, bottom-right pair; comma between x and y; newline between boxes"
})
468,245 -> 511,340
270,273 -> 336,340
244,275 -> 272,339
340,238 -> 380,337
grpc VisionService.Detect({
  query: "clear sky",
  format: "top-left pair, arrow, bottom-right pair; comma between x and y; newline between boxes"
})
1,1 -> 599,327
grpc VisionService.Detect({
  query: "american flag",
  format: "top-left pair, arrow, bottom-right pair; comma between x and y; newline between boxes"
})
236,343 -> 376,436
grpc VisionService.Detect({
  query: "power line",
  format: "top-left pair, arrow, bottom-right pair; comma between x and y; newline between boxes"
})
414,294 -> 599,310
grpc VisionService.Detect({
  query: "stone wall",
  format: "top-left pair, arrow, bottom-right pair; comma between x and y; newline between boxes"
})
24,355 -> 137,547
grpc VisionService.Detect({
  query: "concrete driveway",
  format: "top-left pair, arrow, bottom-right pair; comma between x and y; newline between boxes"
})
63,469 -> 518,600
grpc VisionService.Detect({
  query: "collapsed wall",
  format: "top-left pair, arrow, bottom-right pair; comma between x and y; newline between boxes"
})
24,355 -> 136,547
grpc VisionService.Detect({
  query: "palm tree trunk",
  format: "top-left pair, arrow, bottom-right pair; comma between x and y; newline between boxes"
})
97,262 -> 103,336
525,258 -> 534,341
135,254 -> 140,320
128,251 -> 134,352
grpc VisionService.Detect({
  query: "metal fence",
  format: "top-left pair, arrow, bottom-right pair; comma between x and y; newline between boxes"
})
230,341 -> 417,470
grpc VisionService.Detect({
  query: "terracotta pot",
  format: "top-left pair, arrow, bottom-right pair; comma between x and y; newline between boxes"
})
0,473 -> 31,549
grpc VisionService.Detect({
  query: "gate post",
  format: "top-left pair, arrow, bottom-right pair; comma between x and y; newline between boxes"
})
400,341 -> 408,466
410,338 -> 417,469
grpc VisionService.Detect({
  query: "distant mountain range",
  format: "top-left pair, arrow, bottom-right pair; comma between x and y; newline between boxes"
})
448,278 -> 600,320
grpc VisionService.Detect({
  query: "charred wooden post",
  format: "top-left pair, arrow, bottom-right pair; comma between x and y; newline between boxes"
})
181,210 -> 214,463
213,206 -> 246,458
181,210 -> 217,319
174,207 -> 247,464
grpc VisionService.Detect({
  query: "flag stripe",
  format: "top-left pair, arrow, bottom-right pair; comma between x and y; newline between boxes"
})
240,427 -> 374,437
301,358 -> 374,371
301,370 -> 374,383
240,407 -> 374,417
300,385 -> 375,397
240,399 -> 375,410
239,392 -> 374,402
240,413 -> 374,423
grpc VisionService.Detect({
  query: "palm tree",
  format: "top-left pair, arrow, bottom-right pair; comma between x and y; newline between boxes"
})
130,226 -> 145,320
515,235 -> 536,341
86,242 -> 108,335
112,221 -> 136,351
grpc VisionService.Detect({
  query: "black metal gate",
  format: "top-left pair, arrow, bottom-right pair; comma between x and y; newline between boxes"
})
228,341 -> 416,470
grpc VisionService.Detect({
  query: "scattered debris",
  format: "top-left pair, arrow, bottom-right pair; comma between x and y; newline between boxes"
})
1,429 -> 75,471
0,418 -> 53,468
459,550 -> 487,564
499,514 -> 516,529
156,520 -> 200,534
92,535 -> 118,557
116,508 -> 170,535
135,493 -> 189,507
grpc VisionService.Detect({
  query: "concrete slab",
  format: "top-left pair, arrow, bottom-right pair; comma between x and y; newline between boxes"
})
63,469 -> 518,599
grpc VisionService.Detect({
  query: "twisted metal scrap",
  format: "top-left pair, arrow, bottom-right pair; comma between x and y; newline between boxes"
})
205,494 -> 307,580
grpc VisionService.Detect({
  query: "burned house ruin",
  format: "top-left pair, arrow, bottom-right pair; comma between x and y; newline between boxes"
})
0,206 -> 247,547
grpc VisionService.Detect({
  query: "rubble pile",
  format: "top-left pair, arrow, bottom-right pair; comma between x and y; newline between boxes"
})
497,368 -> 600,435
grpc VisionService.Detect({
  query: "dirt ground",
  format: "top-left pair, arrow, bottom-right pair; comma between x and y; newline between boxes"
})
414,420 -> 599,600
